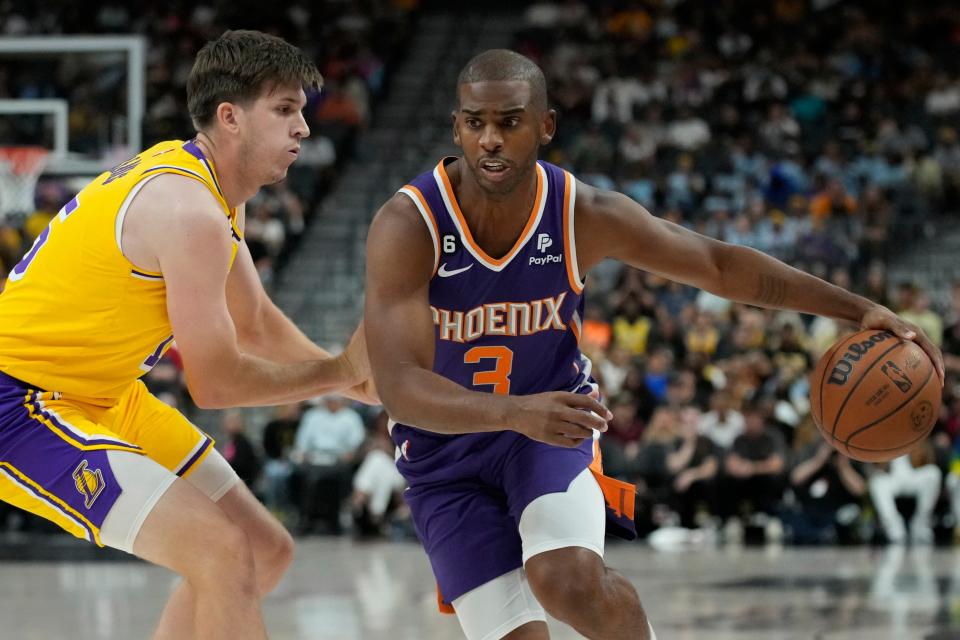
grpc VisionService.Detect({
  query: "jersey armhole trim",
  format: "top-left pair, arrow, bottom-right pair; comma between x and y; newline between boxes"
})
562,171 -> 585,294
398,186 -> 440,276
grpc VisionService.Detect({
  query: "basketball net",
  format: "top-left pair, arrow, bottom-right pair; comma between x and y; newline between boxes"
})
0,146 -> 49,220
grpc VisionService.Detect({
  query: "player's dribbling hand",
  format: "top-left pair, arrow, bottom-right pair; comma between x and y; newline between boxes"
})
859,304 -> 945,386
509,391 -> 612,448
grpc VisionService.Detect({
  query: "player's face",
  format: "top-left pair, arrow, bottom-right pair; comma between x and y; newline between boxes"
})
453,81 -> 555,197
238,84 -> 309,184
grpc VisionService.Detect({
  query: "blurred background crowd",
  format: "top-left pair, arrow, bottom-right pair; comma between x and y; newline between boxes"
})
2,0 -> 960,548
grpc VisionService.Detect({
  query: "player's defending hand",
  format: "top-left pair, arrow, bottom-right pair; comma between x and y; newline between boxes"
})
342,322 -> 380,405
508,392 -> 612,448
342,322 -> 372,384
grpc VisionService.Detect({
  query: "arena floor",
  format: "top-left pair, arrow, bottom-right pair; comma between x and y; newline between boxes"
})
2,538 -> 958,639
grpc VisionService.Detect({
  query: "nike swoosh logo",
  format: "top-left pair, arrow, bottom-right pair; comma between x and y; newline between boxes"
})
437,263 -> 473,278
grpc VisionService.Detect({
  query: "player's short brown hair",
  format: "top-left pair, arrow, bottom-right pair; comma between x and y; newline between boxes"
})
187,30 -> 322,130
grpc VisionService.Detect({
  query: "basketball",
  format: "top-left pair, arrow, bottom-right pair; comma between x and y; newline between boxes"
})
810,329 -> 941,463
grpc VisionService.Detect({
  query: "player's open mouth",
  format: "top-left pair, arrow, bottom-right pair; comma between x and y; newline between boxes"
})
479,160 -> 510,181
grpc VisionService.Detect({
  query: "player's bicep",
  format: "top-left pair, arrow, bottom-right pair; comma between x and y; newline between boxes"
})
152,198 -> 238,384
364,197 -> 437,381
578,182 -> 723,291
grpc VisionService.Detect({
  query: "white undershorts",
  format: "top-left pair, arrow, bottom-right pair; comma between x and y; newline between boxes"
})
452,467 -> 605,640
98,448 -> 239,553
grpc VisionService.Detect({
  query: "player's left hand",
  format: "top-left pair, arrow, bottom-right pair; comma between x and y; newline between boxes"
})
859,304 -> 945,386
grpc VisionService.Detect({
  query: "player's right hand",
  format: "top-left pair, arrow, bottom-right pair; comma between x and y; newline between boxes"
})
508,391 -> 612,448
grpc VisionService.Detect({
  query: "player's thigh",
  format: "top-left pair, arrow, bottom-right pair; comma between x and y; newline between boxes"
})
132,469 -> 251,578
112,381 -> 240,500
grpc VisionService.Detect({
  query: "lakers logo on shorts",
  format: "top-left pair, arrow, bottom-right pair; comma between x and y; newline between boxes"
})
72,460 -> 106,509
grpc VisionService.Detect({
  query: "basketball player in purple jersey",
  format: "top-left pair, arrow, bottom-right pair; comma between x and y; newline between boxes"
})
364,50 -> 943,639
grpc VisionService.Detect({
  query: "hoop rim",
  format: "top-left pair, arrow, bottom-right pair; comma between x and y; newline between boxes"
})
0,145 -> 49,176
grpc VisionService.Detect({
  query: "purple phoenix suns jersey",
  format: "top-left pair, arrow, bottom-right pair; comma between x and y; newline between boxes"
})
392,157 -> 594,438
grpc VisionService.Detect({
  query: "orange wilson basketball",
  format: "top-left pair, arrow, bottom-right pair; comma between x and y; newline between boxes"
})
809,329 -> 941,463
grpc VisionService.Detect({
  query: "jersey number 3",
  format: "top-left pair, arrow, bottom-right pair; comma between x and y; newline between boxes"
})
464,346 -> 514,394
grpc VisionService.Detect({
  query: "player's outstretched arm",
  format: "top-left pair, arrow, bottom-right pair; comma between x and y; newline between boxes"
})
225,232 -> 377,404
575,181 -> 944,382
135,175 -> 367,407
364,194 -> 610,447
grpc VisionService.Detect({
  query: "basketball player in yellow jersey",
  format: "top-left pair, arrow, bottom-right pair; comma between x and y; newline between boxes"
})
0,31 -> 375,639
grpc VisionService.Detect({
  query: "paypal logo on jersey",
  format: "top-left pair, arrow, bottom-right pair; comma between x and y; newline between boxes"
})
537,233 -> 553,253
531,233 -> 562,266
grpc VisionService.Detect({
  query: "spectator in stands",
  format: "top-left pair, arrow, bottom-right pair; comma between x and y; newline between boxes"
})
350,410 -> 407,537
787,420 -> 867,544
720,402 -> 787,533
669,406 -> 719,529
869,442 -> 942,544
699,389 -> 745,450
599,392 -> 645,481
291,395 -> 365,534
900,287 -> 944,348
261,403 -> 302,518
221,410 -> 261,490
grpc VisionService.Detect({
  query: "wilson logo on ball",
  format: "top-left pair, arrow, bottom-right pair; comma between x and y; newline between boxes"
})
827,331 -> 894,386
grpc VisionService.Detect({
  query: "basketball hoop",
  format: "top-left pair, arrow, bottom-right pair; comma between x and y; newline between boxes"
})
0,146 -> 49,220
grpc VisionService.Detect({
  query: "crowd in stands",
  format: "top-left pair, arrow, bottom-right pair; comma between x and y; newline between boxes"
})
0,1 -> 416,287
4,1 -> 960,547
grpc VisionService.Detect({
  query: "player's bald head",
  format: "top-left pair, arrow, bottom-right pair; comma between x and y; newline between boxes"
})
457,49 -> 548,111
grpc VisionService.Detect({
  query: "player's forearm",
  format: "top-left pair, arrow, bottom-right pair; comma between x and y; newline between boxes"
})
377,366 -> 514,434
238,301 -> 331,362
239,303 -> 376,404
189,352 -> 362,408
712,244 -> 876,324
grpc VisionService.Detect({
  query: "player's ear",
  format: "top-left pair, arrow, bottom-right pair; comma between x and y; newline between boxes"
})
540,109 -> 557,145
452,110 -> 462,147
215,101 -> 242,135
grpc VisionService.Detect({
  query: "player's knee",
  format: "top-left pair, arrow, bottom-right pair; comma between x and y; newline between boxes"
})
525,550 -> 604,621
192,517 -> 258,591
259,525 -> 294,589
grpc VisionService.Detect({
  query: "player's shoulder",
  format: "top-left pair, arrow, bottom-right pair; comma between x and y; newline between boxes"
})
372,190 -> 429,235
367,191 -> 435,269
127,172 -> 226,240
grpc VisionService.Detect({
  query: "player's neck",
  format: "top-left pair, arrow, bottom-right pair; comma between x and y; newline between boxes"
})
192,135 -> 258,208
452,158 -> 537,224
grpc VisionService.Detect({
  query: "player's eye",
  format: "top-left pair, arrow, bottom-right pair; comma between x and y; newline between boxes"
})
503,118 -> 519,127
466,119 -> 482,129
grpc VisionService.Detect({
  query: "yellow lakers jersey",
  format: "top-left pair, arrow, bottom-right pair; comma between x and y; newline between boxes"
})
0,139 -> 241,401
